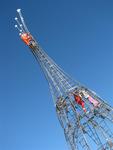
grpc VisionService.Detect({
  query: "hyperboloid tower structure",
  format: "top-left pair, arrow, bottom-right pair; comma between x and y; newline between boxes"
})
15,9 -> 113,150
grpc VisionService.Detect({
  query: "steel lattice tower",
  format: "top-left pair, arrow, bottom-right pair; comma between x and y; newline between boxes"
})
15,9 -> 113,150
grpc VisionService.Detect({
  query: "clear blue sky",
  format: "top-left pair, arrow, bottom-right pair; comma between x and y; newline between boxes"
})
0,0 -> 113,150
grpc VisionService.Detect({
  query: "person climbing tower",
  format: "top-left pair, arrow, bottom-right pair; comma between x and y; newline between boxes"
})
82,90 -> 100,107
73,93 -> 86,112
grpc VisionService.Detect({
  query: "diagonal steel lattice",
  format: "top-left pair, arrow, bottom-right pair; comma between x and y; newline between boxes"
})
14,9 -> 113,150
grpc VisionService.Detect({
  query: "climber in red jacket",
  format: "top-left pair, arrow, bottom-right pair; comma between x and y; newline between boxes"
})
74,94 -> 86,112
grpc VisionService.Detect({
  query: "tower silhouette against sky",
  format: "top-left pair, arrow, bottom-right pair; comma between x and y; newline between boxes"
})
15,9 -> 113,150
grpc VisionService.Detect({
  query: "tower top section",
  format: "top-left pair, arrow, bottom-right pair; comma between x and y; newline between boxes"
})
15,9 -> 34,47
14,9 -> 80,103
